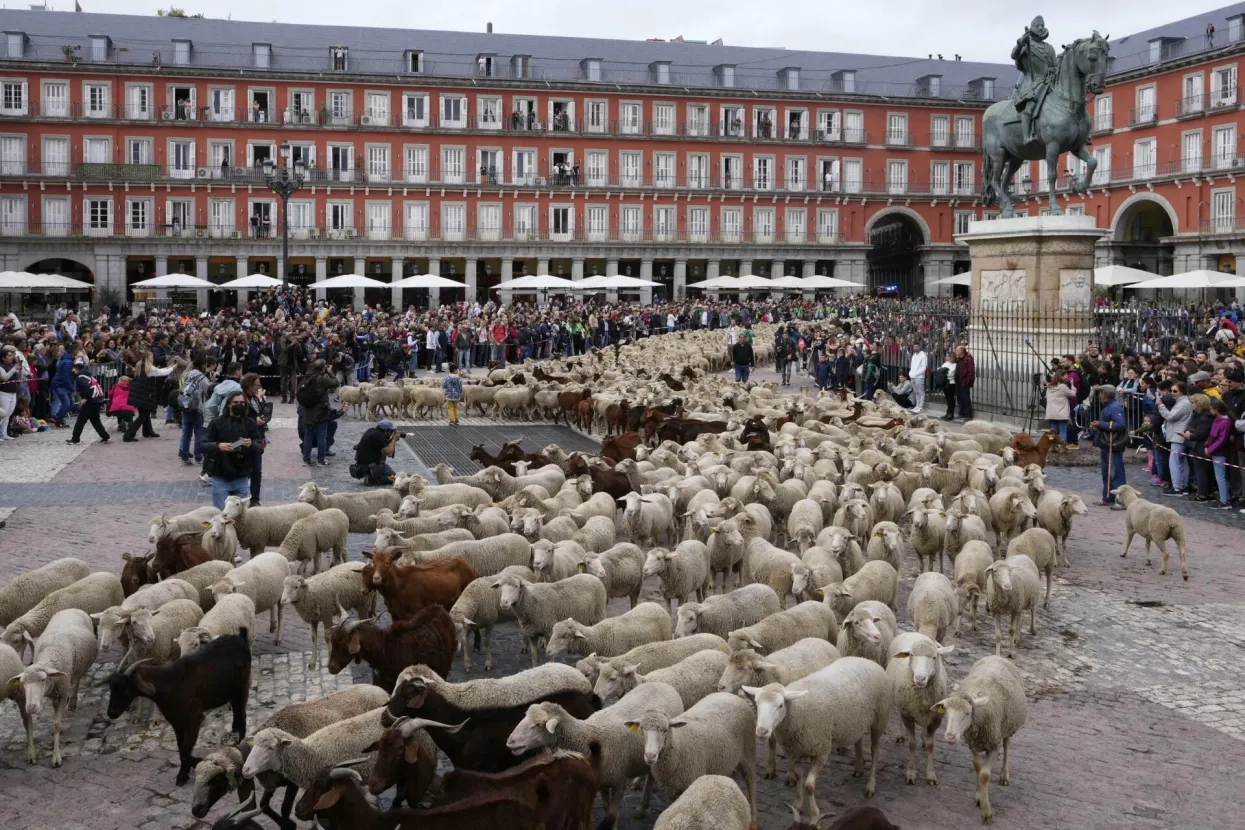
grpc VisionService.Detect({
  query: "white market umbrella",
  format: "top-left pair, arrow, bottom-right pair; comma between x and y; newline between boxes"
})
799,275 -> 868,289
216,274 -> 284,290
931,273 -> 972,287
686,275 -> 740,290
734,275 -> 776,290
314,274 -> 389,289
588,275 -> 662,290
0,271 -> 93,291
495,275 -> 578,292
768,276 -> 810,290
391,274 -> 468,289
1094,265 -> 1157,287
1121,270 -> 1245,289
574,276 -> 610,290
131,274 -> 217,289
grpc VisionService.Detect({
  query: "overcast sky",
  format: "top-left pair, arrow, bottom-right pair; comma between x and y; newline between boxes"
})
50,0 -> 1238,62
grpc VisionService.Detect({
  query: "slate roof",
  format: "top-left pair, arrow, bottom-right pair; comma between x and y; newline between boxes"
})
1,5 -> 1243,98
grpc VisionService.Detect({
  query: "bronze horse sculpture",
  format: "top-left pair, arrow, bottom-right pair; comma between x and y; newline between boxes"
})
982,32 -> 1110,217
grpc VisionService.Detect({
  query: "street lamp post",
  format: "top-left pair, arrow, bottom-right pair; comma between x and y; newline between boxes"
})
262,141 -> 307,294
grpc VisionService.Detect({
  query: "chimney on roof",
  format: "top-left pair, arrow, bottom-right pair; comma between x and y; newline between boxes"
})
487,22 -> 493,33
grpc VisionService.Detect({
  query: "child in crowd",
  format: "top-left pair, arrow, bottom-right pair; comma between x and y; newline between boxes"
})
107,375 -> 137,432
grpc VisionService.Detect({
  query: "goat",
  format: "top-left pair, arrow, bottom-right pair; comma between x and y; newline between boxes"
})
326,606 -> 456,692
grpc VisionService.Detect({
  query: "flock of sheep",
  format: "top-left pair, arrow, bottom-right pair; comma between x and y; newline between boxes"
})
0,325 -> 1194,830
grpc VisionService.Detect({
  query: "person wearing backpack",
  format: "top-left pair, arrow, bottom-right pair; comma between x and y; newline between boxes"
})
204,362 -> 243,423
65,363 -> 110,444
177,355 -> 215,466
299,359 -> 339,466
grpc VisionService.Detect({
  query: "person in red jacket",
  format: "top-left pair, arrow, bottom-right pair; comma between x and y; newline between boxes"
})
107,375 -> 137,432
955,345 -> 976,421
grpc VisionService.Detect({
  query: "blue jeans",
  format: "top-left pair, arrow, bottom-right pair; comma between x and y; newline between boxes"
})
1049,420 -> 1068,442
210,476 -> 251,510
734,365 -> 750,383
52,387 -> 72,423
179,409 -> 205,462
458,348 -> 472,371
304,421 -> 329,463
1100,447 -> 1126,502
1213,456 -> 1229,504
1153,445 -> 1169,483
1168,443 -> 1189,491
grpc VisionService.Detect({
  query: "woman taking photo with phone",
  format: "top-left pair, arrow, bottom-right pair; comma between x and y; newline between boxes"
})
201,389 -> 263,509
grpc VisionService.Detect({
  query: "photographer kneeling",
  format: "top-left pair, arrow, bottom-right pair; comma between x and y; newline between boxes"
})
351,419 -> 400,486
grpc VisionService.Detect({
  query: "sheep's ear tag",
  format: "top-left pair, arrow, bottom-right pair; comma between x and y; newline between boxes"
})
935,705 -> 946,715
627,723 -> 640,733
894,651 -> 910,659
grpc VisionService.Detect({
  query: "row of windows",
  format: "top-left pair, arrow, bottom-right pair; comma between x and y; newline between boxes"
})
0,77 -> 981,143
1092,62 -> 1239,127
0,194 -> 858,242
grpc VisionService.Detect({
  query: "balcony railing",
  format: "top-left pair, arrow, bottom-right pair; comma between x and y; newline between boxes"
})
0,220 -> 845,246
1091,112 -> 1113,132
1200,217 -> 1245,234
1128,104 -> 1158,126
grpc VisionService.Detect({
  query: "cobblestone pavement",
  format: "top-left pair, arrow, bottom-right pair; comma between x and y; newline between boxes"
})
1,399 -> 1243,830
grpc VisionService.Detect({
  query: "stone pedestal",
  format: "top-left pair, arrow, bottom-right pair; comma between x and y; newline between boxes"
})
955,215 -> 1107,415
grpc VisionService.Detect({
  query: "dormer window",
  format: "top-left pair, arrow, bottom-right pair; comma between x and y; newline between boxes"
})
330,45 -> 348,71
90,35 -> 110,62
969,77 -> 996,99
918,74 -> 942,96
651,61 -> 671,84
581,58 -> 602,82
6,32 -> 25,59
407,50 -> 422,73
476,53 -> 496,77
1229,15 -> 1243,43
511,55 -> 530,79
253,43 -> 271,69
833,70 -> 856,93
173,39 -> 191,65
715,64 -> 736,88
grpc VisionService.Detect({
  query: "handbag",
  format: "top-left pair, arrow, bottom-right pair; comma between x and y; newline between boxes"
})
259,354 -> 273,368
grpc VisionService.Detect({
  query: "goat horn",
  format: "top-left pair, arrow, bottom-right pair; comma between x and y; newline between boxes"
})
333,757 -> 371,769
336,597 -> 349,622
328,767 -> 363,783
124,658 -> 152,676
404,717 -> 469,733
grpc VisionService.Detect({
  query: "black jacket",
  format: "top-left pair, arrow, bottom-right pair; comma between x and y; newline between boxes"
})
1186,411 -> 1214,453
301,372 -> 340,427
732,341 -> 754,368
127,371 -> 165,412
203,412 -> 262,480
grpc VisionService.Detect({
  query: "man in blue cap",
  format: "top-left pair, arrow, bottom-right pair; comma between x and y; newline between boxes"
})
351,418 -> 400,485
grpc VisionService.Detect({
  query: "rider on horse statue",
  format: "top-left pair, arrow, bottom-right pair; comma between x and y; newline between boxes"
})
1012,16 -> 1058,144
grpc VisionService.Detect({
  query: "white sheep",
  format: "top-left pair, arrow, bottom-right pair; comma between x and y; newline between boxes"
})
220,496 -> 318,558
653,774 -> 752,830
1,572 -> 124,659
464,505 -> 513,538
592,634 -> 731,697
545,602 -> 671,660
984,554 -> 1041,657
12,608 -> 98,767
740,537 -> 802,602
907,571 -> 957,643
908,507 -> 948,573
277,508 -> 351,575
297,482 -> 401,534
571,514 -> 617,553
727,600 -> 838,655
705,518 -> 746,593
369,507 -> 458,537
496,572 -> 607,666
604,649 -> 731,709
786,498 -> 825,554
626,693 -> 758,826
835,600 -> 898,667
280,562 -> 376,669
1007,526 -> 1059,608
887,631 -> 954,787
644,542 -> 711,613
449,566 -> 534,673
563,492 -> 617,528
951,541 -> 994,635
944,507 -> 989,566
0,558 -> 90,629
744,656 -> 891,817
0,642 -> 33,760
619,492 -> 677,548
122,599 -> 203,667
410,533 -> 533,576
868,481 -> 906,525
374,526 -> 474,555
170,560 -> 235,610
1113,485 -> 1189,580
987,486 -> 1037,552
505,682 -> 684,828
865,521 -> 904,573
936,655 -> 1028,822
401,482 -> 494,512
674,584 -> 782,640
176,593 -> 257,655
148,506 -> 220,544
791,546 -> 844,602
531,539 -> 589,583
93,578 -> 199,652
200,513 -> 239,563
243,707 -> 405,790
210,552 -> 290,640
1035,490 -> 1088,568
832,498 -> 875,541
821,560 -> 899,618
816,525 -> 864,578
580,544 -> 645,608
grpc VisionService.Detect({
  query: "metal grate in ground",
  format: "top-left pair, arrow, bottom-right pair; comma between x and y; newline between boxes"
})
403,425 -> 600,474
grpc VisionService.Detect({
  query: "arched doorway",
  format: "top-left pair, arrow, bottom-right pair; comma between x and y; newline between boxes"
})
25,257 -> 96,314
1110,196 -> 1176,275
866,212 -> 925,296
